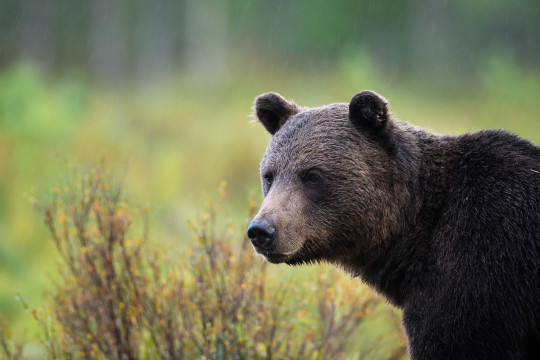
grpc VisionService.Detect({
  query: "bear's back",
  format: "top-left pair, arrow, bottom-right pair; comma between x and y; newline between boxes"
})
436,129 -> 540,302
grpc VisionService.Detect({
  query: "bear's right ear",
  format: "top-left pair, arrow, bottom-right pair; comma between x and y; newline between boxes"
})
349,90 -> 390,135
254,92 -> 299,135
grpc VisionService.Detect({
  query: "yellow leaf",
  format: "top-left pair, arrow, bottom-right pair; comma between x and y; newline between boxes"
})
58,211 -> 66,224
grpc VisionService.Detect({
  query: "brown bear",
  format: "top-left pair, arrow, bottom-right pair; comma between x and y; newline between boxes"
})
247,90 -> 540,359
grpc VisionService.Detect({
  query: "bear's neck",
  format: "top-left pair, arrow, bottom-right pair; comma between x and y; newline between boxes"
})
346,124 -> 454,308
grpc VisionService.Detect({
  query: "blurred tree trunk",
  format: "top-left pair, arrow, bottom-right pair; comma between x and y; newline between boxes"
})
19,0 -> 58,68
135,0 -> 179,83
90,0 -> 129,83
183,0 -> 228,82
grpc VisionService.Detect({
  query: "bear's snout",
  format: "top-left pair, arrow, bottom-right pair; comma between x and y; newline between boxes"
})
247,219 -> 277,250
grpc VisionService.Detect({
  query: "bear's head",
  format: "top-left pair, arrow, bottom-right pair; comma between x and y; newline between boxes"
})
248,91 -> 418,271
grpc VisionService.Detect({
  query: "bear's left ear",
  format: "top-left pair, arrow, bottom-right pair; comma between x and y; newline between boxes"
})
254,92 -> 299,135
349,90 -> 390,135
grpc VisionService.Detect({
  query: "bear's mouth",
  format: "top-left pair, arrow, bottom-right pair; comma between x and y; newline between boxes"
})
254,242 -> 308,264
260,252 -> 291,264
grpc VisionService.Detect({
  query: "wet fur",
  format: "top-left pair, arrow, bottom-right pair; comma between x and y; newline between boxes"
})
251,91 -> 540,359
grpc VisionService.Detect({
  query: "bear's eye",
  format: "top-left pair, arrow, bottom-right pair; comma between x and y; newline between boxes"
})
302,171 -> 321,186
264,174 -> 274,186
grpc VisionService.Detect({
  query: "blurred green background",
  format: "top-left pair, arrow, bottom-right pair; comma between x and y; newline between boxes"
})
1,0 -> 540,347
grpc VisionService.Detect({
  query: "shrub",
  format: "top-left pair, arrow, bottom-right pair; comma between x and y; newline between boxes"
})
0,317 -> 24,360
1,163 -> 401,359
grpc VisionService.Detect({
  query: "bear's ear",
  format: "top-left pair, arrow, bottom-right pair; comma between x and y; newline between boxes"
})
254,92 -> 299,135
349,90 -> 390,134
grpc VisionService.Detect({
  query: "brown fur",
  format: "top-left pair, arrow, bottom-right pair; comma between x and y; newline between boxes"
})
252,97 -> 417,272
248,91 -> 540,359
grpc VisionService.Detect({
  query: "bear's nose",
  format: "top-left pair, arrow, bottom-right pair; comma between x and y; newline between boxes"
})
247,219 -> 277,249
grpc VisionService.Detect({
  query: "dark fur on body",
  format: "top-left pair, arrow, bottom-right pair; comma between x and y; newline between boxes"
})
249,91 -> 540,359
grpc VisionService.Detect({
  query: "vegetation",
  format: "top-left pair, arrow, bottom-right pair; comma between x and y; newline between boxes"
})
0,48 -> 538,356
0,163 -> 405,359
1,3 -> 539,358
1,0 -> 540,83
